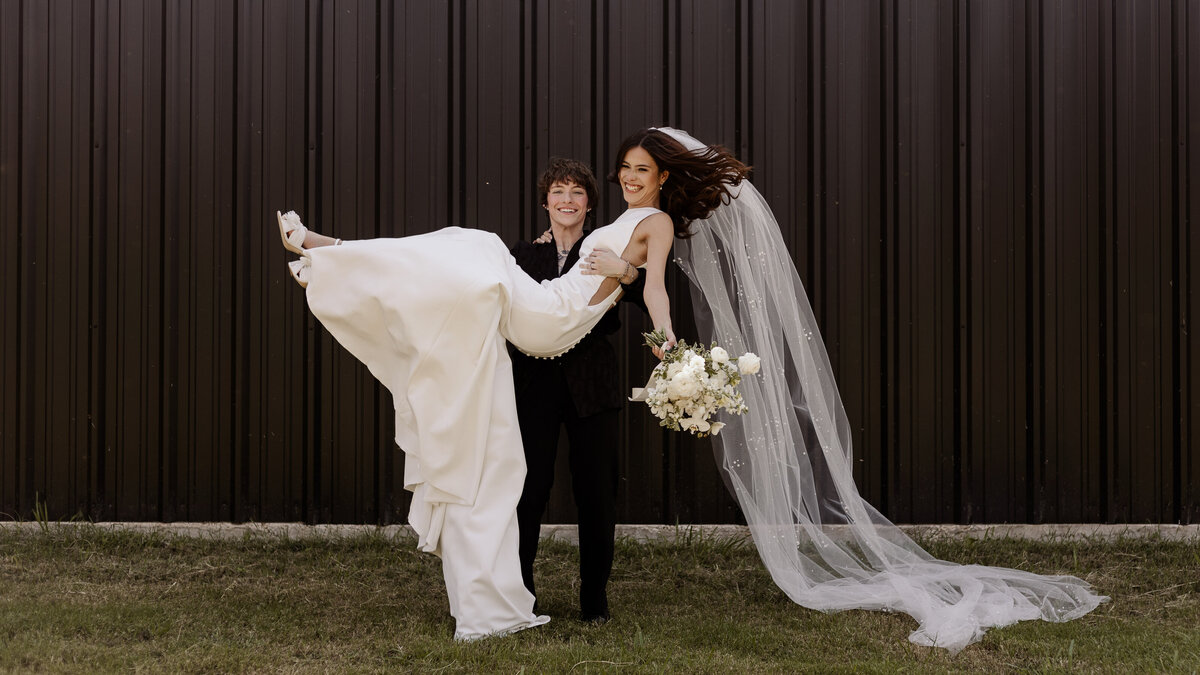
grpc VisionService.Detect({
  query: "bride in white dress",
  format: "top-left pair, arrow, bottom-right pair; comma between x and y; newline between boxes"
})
275,130 -> 749,640
279,127 -> 1105,650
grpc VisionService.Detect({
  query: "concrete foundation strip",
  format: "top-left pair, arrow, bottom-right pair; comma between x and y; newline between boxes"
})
1,521 -> 1197,544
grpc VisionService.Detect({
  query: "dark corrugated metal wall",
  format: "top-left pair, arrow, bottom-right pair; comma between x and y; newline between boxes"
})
1,0 -> 1196,525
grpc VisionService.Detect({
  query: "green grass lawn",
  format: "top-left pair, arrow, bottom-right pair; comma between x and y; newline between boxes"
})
1,525 -> 1197,673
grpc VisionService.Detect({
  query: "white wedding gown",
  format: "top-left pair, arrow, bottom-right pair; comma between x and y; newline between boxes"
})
296,208 -> 659,640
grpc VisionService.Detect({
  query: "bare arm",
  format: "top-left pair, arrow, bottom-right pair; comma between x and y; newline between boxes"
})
639,214 -> 677,358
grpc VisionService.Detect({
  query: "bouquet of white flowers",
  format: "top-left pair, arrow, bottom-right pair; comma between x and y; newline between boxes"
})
631,330 -> 761,437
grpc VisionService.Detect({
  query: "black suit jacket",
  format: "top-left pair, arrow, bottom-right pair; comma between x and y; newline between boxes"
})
509,230 -> 647,418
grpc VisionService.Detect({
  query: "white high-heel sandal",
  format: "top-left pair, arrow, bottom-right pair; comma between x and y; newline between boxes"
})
277,210 -> 307,254
277,210 -> 311,287
287,258 -> 311,288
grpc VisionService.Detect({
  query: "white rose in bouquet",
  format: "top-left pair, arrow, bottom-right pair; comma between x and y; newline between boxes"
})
710,346 -> 729,364
737,352 -> 761,375
666,373 -> 703,401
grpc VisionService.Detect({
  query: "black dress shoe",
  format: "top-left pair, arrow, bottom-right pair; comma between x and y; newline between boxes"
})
580,612 -> 610,625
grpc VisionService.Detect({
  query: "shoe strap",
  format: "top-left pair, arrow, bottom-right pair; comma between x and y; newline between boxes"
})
288,258 -> 311,284
286,226 -> 307,248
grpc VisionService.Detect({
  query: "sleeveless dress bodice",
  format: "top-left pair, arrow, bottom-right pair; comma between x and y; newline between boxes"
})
573,206 -> 659,269
503,207 -> 661,358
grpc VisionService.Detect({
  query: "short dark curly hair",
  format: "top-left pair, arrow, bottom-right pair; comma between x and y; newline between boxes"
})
537,157 -> 599,225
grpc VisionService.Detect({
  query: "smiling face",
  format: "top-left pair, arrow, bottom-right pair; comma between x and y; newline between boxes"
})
544,180 -> 589,231
618,145 -> 668,209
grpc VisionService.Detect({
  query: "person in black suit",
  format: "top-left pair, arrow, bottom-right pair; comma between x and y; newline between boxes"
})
509,158 -> 646,624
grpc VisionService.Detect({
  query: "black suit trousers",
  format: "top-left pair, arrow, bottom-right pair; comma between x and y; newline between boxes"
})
515,367 -> 618,618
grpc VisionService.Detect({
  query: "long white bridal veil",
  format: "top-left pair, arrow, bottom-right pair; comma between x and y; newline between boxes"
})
656,127 -> 1106,652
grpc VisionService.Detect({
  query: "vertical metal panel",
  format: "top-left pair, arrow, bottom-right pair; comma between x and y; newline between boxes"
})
820,0 -> 887,508
1109,1 -> 1176,522
89,0 -> 110,520
886,0 -> 957,523
0,0 -> 19,516
43,0 -> 94,519
532,0 -> 597,192
120,0 -> 154,520
242,0 -> 312,523
239,0 -> 268,522
162,0 -> 194,521
456,0 -> 523,240
1038,1 -> 1105,522
0,0 -> 1196,525
184,0 -> 236,520
1184,0 -> 1200,523
965,0 -> 1029,523
20,0 -> 48,522
747,0 -> 809,263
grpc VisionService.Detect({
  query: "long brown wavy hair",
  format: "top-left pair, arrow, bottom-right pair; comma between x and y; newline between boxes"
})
607,129 -> 751,238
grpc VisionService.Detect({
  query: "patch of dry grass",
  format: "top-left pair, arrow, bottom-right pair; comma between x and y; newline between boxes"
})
1,526 -> 1197,673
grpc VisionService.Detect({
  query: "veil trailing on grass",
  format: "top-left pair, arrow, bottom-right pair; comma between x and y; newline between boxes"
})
657,126 -> 1105,652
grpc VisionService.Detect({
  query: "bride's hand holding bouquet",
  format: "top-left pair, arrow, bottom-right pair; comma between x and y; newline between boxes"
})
647,326 -> 677,359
